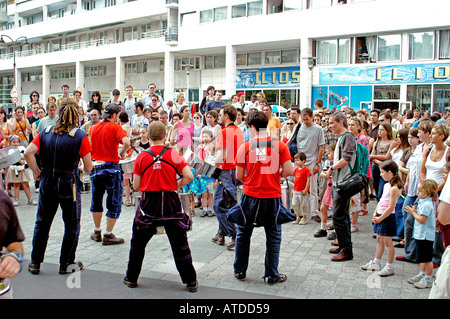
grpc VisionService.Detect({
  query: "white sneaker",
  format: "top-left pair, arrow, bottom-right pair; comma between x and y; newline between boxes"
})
361,260 -> 381,271
27,199 -> 37,206
378,265 -> 394,277
13,198 -> 19,206
414,276 -> 433,289
407,274 -> 424,284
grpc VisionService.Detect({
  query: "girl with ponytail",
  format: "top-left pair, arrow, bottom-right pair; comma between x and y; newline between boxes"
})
361,160 -> 402,277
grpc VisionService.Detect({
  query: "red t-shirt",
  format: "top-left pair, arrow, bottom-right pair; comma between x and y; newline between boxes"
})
32,133 -> 91,157
235,137 -> 291,198
293,166 -> 312,192
133,145 -> 188,192
90,121 -> 127,163
217,124 -> 244,170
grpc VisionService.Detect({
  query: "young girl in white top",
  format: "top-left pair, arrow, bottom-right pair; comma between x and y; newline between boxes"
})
361,160 -> 402,277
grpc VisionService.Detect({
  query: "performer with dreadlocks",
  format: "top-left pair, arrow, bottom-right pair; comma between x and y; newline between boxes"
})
24,98 -> 93,275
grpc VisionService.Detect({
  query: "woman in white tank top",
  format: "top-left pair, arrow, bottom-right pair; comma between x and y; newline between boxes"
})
420,124 -> 449,192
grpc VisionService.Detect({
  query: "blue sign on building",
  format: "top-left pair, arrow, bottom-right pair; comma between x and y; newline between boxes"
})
236,66 -> 300,89
319,63 -> 450,85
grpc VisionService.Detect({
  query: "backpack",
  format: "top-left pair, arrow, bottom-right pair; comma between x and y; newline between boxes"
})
340,132 -> 369,176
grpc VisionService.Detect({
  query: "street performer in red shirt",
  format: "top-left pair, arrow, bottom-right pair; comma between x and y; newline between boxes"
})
228,111 -> 294,284
89,103 -> 130,245
211,105 -> 244,250
124,121 -> 198,292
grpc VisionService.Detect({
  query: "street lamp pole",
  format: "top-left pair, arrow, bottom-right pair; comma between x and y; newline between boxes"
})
0,35 -> 29,104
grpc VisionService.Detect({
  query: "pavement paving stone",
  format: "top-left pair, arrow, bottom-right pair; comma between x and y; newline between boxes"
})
10,189 -> 433,299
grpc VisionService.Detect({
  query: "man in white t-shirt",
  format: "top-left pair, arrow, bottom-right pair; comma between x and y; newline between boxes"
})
130,102 -> 149,140
296,108 -> 325,222
123,85 -> 138,119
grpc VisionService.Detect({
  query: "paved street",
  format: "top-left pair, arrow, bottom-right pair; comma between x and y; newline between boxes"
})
10,187 -> 432,299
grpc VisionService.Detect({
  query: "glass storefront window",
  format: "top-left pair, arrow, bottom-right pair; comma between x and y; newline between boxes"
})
407,85 -> 432,111
378,34 -> 401,62
409,32 -> 434,60
433,84 -> 450,113
280,89 -> 298,108
374,85 -> 400,100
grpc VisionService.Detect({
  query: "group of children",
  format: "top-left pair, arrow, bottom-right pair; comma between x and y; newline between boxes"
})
290,142 -> 444,290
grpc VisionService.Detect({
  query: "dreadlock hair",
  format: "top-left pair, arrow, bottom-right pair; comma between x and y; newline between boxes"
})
53,98 -> 80,135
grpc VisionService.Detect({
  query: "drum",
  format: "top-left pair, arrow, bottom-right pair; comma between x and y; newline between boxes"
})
188,154 -> 203,172
119,156 -> 136,175
0,147 -> 22,170
178,192 -> 190,215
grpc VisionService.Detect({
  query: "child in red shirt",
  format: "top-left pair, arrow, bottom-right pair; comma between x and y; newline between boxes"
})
292,152 -> 312,225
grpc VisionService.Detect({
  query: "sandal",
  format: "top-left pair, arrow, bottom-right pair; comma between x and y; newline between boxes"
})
359,209 -> 368,216
125,199 -> 131,206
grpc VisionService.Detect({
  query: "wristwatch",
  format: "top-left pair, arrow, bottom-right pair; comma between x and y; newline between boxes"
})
0,251 -> 22,264
330,166 -> 334,171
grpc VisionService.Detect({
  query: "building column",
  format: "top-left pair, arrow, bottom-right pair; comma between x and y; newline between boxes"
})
299,37 -> 313,109
164,49 -> 175,103
75,60 -> 85,93
115,56 -> 124,93
42,65 -> 51,102
225,44 -> 236,98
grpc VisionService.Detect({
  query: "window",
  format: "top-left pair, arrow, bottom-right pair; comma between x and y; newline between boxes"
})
200,9 -> 213,23
52,68 -> 76,79
181,12 -> 197,26
338,38 -> 351,64
236,53 -> 247,66
374,85 -> 400,100
125,62 -> 147,74
407,85 -> 432,111
433,84 -> 450,113
214,7 -> 228,22
232,4 -> 247,18
308,0 -> 332,8
85,66 -> 107,77
214,55 -> 226,68
378,34 -> 401,62
355,36 -> 377,63
248,1 -> 263,16
409,32 -> 434,60
205,56 -> 214,69
105,0 -> 116,7
265,51 -> 281,64
439,30 -> 450,59
248,52 -> 262,65
175,57 -> 200,70
123,26 -> 138,41
83,0 -> 96,11
267,0 -> 283,14
284,0 -> 302,11
281,49 -> 297,63
316,39 -> 337,65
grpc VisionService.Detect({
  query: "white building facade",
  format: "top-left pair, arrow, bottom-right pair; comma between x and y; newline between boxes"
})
0,0 -> 449,113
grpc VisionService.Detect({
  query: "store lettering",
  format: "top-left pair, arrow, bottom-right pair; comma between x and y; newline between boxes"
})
375,66 -> 450,81
255,71 -> 300,85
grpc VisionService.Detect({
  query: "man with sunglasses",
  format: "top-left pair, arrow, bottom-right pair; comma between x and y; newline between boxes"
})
142,83 -> 164,109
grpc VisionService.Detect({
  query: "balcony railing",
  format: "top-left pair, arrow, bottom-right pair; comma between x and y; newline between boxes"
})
0,29 -> 166,60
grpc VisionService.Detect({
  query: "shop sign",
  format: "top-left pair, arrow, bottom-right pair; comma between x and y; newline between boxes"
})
236,66 -> 300,89
319,63 -> 450,85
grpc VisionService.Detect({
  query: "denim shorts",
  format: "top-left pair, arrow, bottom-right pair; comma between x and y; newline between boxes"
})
90,163 -> 123,219
373,213 -> 396,237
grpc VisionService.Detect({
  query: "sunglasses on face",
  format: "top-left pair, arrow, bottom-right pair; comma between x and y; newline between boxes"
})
287,122 -> 294,125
